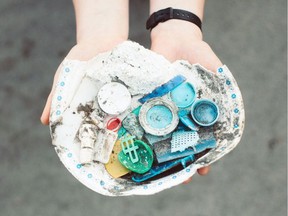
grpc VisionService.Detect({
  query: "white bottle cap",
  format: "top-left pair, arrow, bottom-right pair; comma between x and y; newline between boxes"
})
97,82 -> 131,115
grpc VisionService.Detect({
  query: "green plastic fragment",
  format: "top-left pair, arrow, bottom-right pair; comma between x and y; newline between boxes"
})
117,126 -> 127,137
132,106 -> 141,116
118,137 -> 154,174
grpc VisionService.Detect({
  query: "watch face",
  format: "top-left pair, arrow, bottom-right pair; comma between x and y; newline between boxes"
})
50,41 -> 244,196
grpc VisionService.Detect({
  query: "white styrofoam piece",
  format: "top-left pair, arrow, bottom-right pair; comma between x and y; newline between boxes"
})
49,41 -> 245,196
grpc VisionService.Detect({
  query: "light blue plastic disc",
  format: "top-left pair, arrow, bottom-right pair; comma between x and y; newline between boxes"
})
191,99 -> 219,127
170,82 -> 196,108
146,105 -> 173,129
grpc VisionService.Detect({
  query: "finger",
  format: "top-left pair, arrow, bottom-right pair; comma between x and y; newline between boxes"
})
40,64 -> 62,125
183,177 -> 193,184
40,92 -> 52,125
197,166 -> 210,176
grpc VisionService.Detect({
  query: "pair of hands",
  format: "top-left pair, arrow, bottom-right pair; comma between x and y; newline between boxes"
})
41,20 -> 222,183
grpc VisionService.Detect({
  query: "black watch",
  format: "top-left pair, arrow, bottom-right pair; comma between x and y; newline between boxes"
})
146,7 -> 202,31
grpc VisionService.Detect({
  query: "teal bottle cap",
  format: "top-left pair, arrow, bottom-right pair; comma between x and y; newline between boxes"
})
170,82 -> 196,108
139,98 -> 179,136
191,99 -> 220,127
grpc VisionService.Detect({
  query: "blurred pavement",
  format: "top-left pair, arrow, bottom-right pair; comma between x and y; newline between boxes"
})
0,0 -> 286,216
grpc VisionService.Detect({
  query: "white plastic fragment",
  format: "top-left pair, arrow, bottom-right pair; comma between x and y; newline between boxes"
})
171,131 -> 200,152
94,129 -> 118,164
78,123 -> 98,165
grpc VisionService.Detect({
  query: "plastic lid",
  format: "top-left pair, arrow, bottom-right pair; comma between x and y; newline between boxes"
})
191,99 -> 219,126
106,117 -> 122,132
139,98 -> 179,136
97,82 -> 131,115
170,82 -> 196,108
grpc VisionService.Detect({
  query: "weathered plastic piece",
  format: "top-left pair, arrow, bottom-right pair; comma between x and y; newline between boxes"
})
131,155 -> 195,183
154,138 -> 217,163
97,82 -> 131,115
138,75 -> 186,104
178,109 -> 199,131
118,138 -> 154,174
171,131 -> 200,152
139,98 -> 179,136
170,82 -> 196,108
144,133 -> 172,146
191,99 -> 220,127
122,113 -> 144,139
78,123 -> 98,165
117,127 -> 127,137
105,140 -> 131,178
106,117 -> 122,132
94,129 -> 118,164
120,136 -> 139,163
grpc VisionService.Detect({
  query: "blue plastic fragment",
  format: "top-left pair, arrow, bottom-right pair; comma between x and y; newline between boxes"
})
117,126 -> 127,137
191,99 -> 220,127
154,137 -> 217,163
170,82 -> 196,108
132,106 -> 141,116
131,155 -> 195,183
144,133 -> 172,146
178,110 -> 199,131
146,105 -> 173,129
138,75 -> 186,104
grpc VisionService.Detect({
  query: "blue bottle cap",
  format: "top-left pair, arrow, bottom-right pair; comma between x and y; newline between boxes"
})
139,98 -> 179,136
170,82 -> 196,108
191,99 -> 219,127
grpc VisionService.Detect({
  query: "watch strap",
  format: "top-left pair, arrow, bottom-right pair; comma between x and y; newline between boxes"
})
146,7 -> 202,31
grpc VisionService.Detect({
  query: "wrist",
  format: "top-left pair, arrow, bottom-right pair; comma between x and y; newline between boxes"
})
151,20 -> 203,43
149,0 -> 204,43
73,0 -> 129,44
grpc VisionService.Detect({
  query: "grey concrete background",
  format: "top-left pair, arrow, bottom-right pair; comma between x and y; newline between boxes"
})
0,0 -> 286,216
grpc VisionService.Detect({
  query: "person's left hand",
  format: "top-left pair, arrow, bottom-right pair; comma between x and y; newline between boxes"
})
150,21 -> 223,183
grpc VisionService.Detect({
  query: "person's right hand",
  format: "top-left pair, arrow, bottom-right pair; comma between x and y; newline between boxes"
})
40,38 -> 126,125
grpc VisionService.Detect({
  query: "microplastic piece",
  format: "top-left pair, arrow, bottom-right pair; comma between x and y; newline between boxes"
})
178,109 -> 199,131
105,140 -> 131,178
97,82 -> 131,115
191,99 -> 220,127
139,98 -> 179,136
122,113 -> 144,139
170,82 -> 196,108
106,117 -> 122,132
78,123 -> 98,165
120,135 -> 139,163
94,129 -> 118,164
117,127 -> 127,137
138,75 -> 186,104
153,137 -> 217,163
144,133 -> 172,146
132,155 -> 195,183
171,131 -> 200,153
118,139 -> 154,174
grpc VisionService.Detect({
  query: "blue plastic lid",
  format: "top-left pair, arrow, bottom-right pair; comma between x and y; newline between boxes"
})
139,98 -> 179,136
146,105 -> 173,129
170,82 -> 196,108
191,99 -> 219,126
